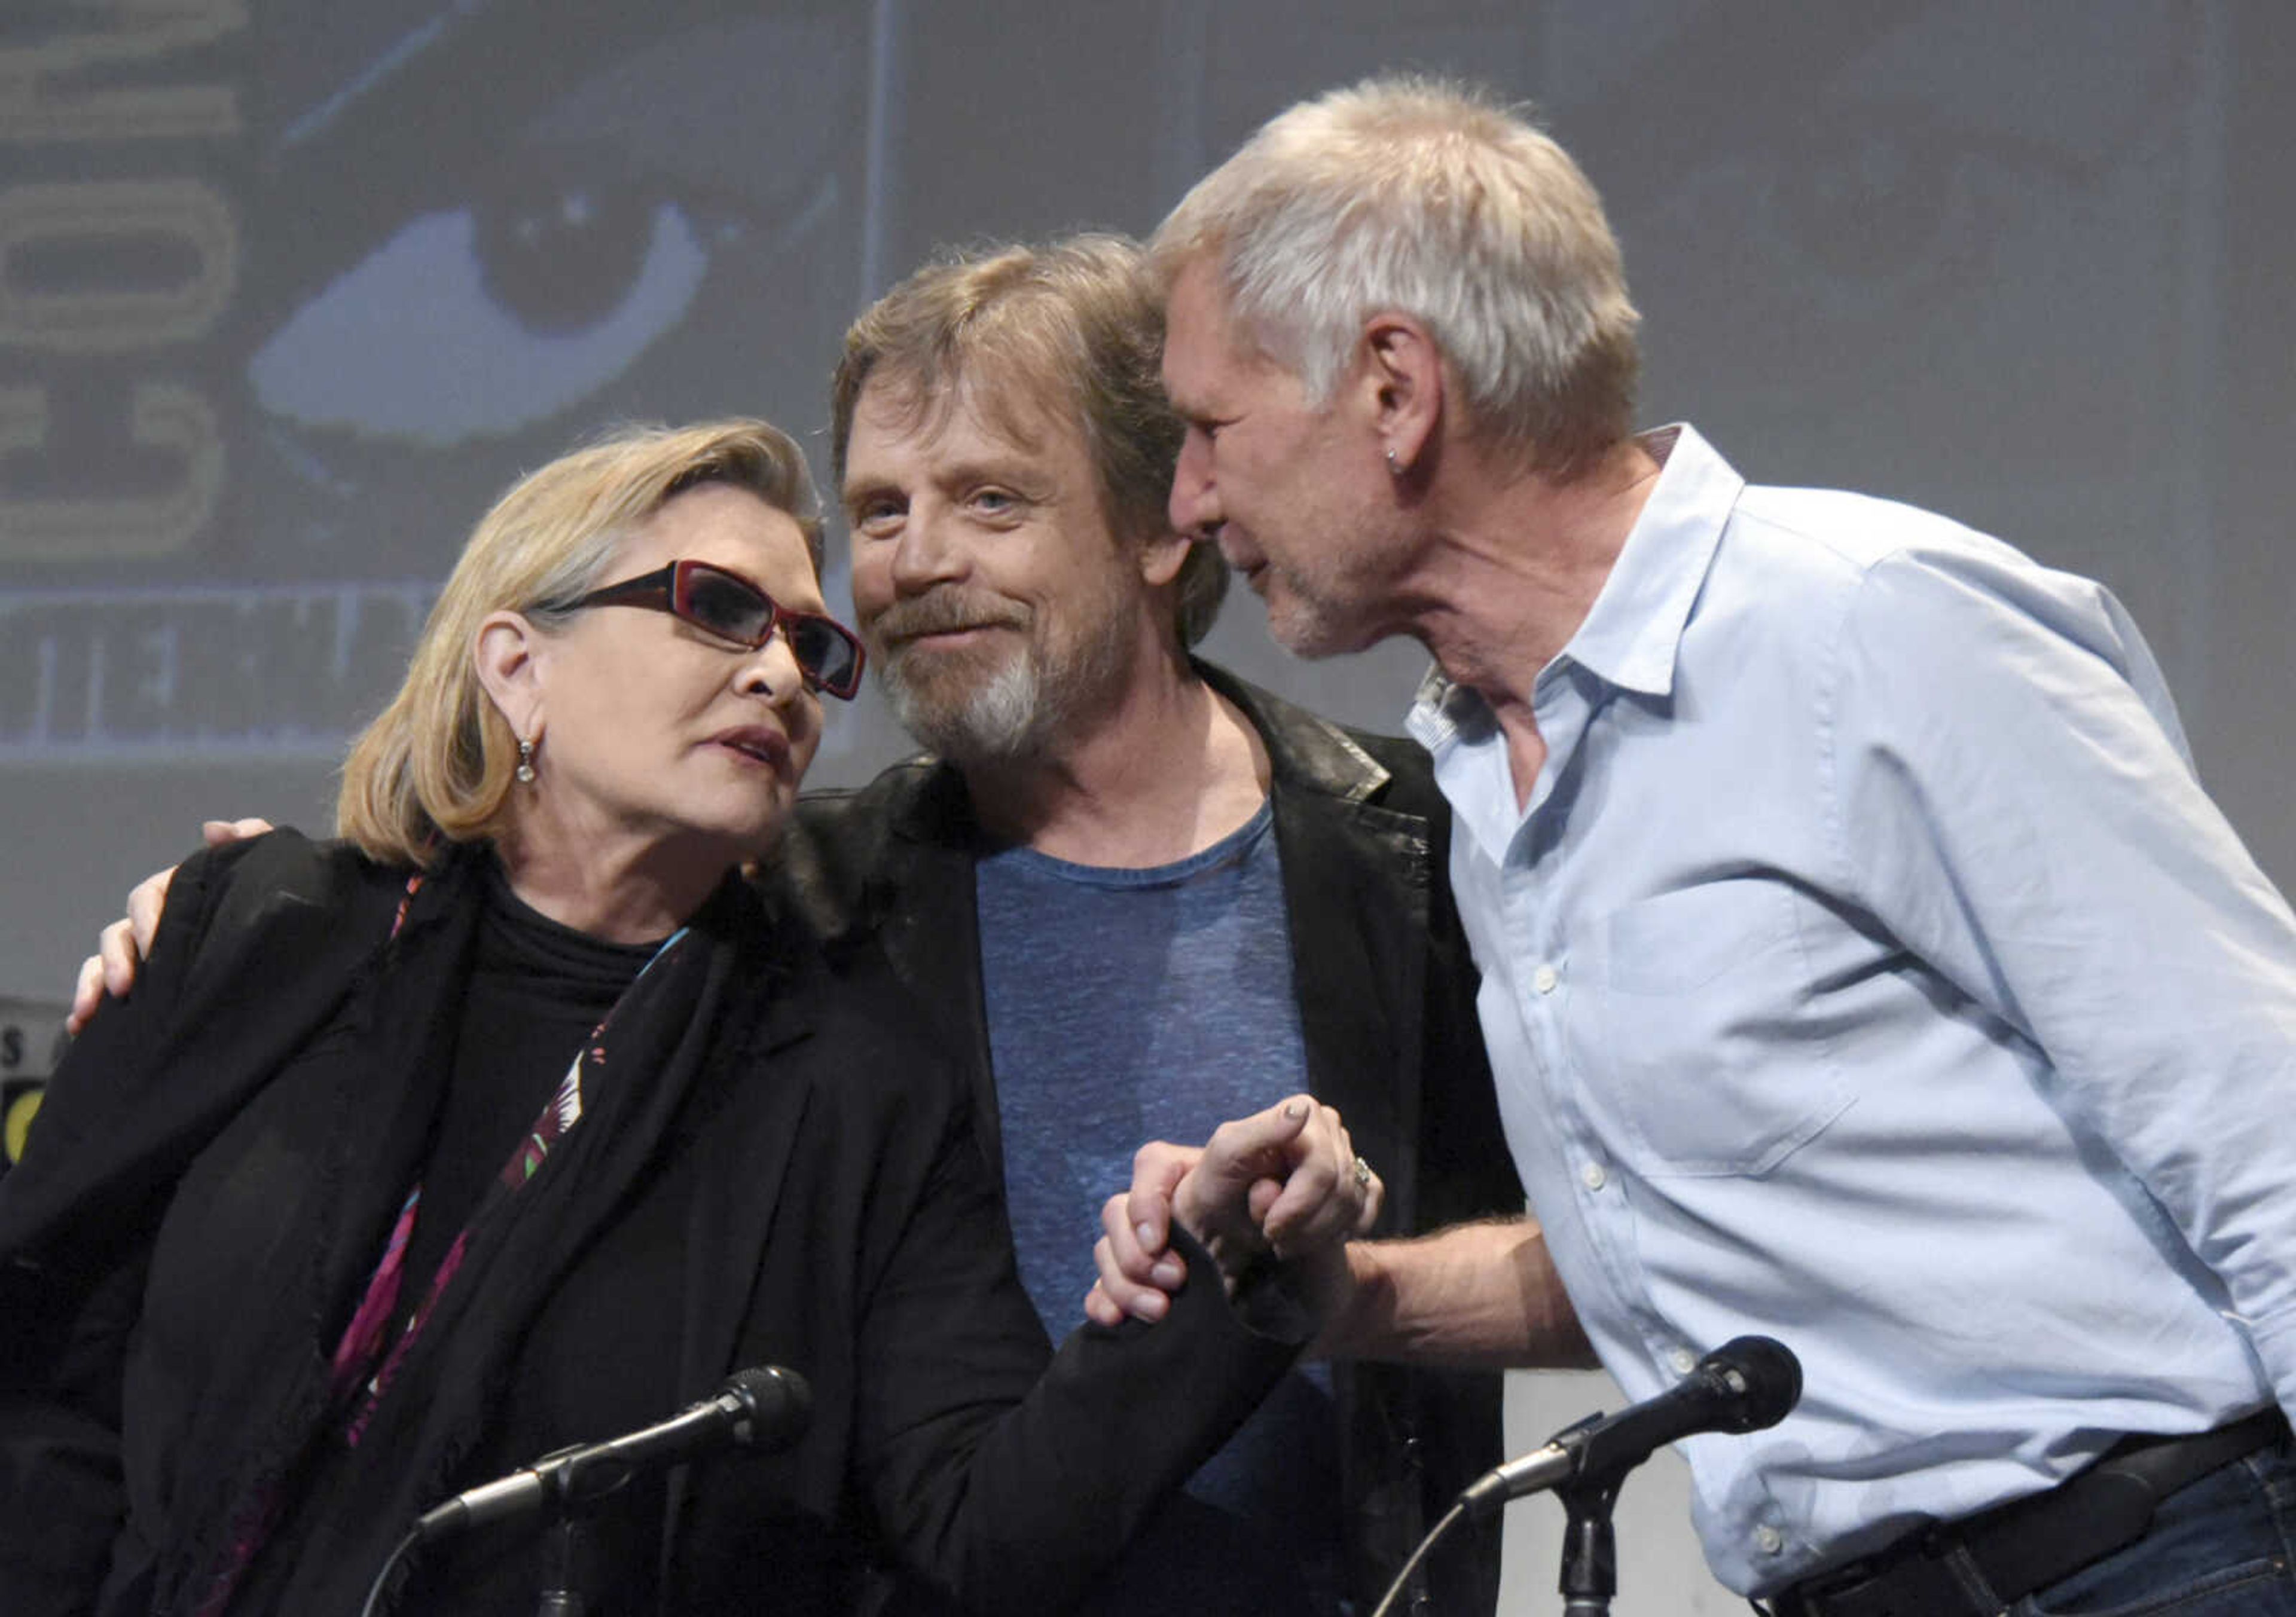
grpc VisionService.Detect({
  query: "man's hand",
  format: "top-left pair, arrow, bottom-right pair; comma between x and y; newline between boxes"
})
65,818 -> 274,1034
1085,1095 -> 1382,1325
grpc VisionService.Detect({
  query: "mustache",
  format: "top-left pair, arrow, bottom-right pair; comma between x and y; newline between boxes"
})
867,589 -> 1031,650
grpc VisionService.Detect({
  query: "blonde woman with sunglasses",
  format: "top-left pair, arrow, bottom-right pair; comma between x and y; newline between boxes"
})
0,420 -> 1369,1617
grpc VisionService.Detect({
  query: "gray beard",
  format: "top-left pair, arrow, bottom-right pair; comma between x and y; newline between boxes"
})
882,648 -> 1051,765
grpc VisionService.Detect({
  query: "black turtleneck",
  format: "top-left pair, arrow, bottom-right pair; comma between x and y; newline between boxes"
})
397,863 -> 658,1308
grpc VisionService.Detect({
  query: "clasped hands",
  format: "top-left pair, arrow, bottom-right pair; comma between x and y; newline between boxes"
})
1085,1095 -> 1381,1330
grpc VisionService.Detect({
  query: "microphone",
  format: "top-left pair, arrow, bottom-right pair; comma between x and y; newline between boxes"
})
414,1365 -> 812,1543
1460,1335 -> 1800,1519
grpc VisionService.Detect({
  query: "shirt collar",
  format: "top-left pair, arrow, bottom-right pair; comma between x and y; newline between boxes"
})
1558,423 -> 1741,699
1407,422 -> 1744,746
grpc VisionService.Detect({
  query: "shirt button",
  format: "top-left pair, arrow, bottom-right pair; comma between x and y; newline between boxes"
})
1755,1525 -> 1784,1555
1670,1347 -> 1697,1375
1580,1160 -> 1608,1192
1533,963 -> 1560,995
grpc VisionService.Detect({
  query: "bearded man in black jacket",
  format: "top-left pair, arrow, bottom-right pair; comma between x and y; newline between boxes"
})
786,234 -> 1586,1616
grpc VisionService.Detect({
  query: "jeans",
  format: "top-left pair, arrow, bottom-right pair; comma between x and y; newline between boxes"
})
2016,1436 -> 2296,1616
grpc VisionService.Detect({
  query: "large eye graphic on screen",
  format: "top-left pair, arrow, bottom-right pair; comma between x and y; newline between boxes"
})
1653,113 -> 2077,328
1741,114 -> 2130,320
248,179 -> 710,447
1763,123 -> 1974,300
1628,10 -> 2192,337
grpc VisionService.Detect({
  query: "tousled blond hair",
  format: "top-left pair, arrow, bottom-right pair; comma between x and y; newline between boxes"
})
831,234 -> 1228,647
337,419 -> 821,867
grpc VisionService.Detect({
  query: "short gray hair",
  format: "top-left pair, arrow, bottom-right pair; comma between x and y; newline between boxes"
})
1152,75 -> 1639,478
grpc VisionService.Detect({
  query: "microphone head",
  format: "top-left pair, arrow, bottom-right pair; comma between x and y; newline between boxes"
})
722,1365 -> 813,1451
1699,1336 -> 1801,1433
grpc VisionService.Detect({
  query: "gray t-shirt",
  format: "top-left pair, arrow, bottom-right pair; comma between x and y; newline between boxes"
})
977,800 -> 1345,1613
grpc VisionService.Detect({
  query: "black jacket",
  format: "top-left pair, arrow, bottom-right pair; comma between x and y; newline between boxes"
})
0,832 -> 1301,1616
779,662 -> 1521,1616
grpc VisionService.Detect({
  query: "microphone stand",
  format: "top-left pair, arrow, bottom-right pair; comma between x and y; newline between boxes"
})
375,1367 -> 811,1616
1381,1337 -> 1799,1617
523,1443 -> 639,1617
535,1512 -> 590,1617
1555,1465 -> 1624,1616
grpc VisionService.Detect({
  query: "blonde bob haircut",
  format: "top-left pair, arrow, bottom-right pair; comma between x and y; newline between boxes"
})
1152,75 -> 1641,479
831,234 -> 1229,648
337,418 -> 822,868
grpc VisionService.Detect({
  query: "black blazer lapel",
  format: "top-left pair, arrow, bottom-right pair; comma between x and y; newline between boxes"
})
1268,784 -> 1431,1227
659,996 -> 817,1585
1207,661 -> 1434,1228
877,775 -> 1004,1190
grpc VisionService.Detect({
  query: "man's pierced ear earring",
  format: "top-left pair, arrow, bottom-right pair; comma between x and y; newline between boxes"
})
1385,445 -> 1402,476
515,736 -> 537,785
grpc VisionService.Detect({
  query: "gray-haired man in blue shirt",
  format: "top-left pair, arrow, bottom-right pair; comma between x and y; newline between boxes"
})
1103,74 -> 2296,1616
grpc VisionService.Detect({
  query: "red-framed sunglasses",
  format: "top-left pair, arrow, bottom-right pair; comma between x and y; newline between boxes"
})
563,558 -> 866,699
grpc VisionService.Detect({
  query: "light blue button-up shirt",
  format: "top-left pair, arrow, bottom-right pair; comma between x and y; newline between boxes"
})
1409,424 -> 2296,1594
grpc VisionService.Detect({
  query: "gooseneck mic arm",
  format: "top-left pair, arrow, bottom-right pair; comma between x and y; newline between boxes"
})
356,1366 -> 813,1617
1460,1335 -> 1802,1519
1369,1337 -> 1802,1617
413,1364 -> 813,1544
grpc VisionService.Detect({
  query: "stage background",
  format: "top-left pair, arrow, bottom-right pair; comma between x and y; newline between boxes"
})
4,4 -> 2291,1609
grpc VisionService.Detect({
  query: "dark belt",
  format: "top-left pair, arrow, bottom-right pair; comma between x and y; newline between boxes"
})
1770,1406 -> 2291,1617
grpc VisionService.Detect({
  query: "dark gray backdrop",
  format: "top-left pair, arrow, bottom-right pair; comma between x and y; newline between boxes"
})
8,2 -> 2291,999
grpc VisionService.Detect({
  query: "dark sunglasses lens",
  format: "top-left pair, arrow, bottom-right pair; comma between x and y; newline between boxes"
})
788,618 -> 859,693
680,568 -> 773,641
